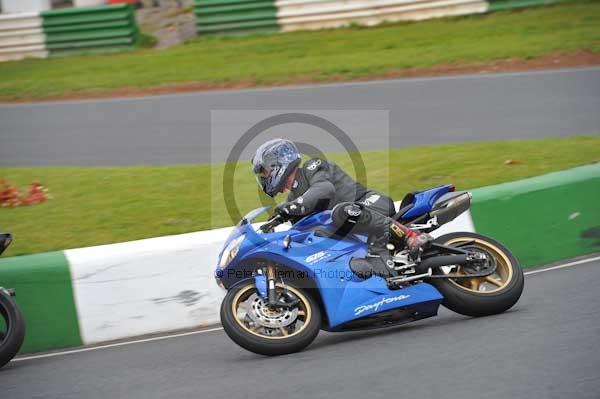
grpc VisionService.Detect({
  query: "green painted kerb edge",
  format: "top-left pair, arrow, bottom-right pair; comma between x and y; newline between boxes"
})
0,251 -> 82,353
470,163 -> 600,268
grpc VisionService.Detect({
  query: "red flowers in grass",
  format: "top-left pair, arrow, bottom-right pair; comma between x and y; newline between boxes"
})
0,179 -> 49,207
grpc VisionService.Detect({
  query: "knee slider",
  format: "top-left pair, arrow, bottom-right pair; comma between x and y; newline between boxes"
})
332,202 -> 372,234
332,202 -> 359,226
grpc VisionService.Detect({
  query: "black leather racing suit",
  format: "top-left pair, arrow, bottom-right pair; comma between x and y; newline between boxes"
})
281,158 -> 402,245
280,158 -> 424,254
286,158 -> 396,219
278,158 -> 430,276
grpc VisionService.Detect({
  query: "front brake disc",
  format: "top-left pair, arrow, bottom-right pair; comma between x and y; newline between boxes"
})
245,294 -> 299,328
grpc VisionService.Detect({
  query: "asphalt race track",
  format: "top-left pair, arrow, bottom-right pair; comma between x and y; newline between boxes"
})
2,258 -> 599,399
1,67 -> 599,166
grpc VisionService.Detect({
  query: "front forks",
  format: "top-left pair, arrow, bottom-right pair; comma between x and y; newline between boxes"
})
254,270 -> 268,299
254,264 -> 277,304
255,264 -> 299,309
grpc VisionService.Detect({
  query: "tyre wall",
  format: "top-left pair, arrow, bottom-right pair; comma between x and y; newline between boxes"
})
0,4 -> 138,62
194,0 -> 567,36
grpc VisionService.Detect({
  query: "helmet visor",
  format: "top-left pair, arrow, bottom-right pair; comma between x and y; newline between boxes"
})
253,164 -> 271,193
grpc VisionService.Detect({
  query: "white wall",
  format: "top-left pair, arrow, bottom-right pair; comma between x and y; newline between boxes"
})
276,0 -> 488,32
0,13 -> 47,62
73,0 -> 106,7
1,0 -> 51,13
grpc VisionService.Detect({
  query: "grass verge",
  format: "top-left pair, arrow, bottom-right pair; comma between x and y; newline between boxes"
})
0,0 -> 599,101
1,136 -> 599,256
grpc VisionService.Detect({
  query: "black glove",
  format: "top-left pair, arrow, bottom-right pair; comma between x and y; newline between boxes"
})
275,201 -> 306,218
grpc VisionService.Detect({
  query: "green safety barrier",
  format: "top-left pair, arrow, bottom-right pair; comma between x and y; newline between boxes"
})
41,4 -> 138,57
194,0 -> 279,36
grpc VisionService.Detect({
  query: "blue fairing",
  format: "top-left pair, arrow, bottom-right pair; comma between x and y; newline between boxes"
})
401,184 -> 454,219
215,206 -> 444,330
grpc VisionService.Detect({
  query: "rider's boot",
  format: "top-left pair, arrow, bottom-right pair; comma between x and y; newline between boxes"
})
387,221 -> 433,261
332,202 -> 432,278
360,221 -> 432,280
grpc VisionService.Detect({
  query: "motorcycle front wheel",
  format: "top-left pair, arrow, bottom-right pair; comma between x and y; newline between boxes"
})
429,232 -> 524,317
220,281 -> 321,356
0,289 -> 26,368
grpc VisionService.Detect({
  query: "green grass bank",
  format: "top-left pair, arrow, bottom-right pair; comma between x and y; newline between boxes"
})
1,136 -> 599,256
0,0 -> 599,101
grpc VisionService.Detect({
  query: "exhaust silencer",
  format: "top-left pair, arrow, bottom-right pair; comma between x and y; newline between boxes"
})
430,192 -> 471,225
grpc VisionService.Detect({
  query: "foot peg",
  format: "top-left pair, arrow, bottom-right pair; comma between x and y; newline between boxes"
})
386,269 -> 432,288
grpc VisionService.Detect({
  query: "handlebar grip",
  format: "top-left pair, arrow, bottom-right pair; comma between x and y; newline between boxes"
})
260,215 -> 284,233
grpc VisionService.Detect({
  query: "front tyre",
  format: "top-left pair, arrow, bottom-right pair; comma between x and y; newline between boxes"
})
0,290 -> 26,368
429,232 -> 524,317
220,281 -> 321,356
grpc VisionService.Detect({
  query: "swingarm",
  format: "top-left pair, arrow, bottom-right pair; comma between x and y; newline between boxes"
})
418,242 -> 497,278
388,242 -> 497,287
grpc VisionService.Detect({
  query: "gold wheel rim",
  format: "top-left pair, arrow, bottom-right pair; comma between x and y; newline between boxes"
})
231,284 -> 312,340
444,238 -> 513,294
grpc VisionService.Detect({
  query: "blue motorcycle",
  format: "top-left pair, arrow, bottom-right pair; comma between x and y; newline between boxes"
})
216,185 -> 524,356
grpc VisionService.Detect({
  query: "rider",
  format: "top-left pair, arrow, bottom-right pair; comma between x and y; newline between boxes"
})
251,139 -> 432,261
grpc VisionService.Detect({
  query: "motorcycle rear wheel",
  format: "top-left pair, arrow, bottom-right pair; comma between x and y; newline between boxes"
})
0,290 -> 26,368
429,232 -> 524,317
221,281 -> 321,356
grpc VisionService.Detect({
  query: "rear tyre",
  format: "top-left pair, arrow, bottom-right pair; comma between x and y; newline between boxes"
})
0,290 -> 26,368
429,232 -> 524,317
221,281 -> 321,356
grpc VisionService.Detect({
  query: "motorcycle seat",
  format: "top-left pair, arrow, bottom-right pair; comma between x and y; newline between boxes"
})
392,192 -> 415,221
